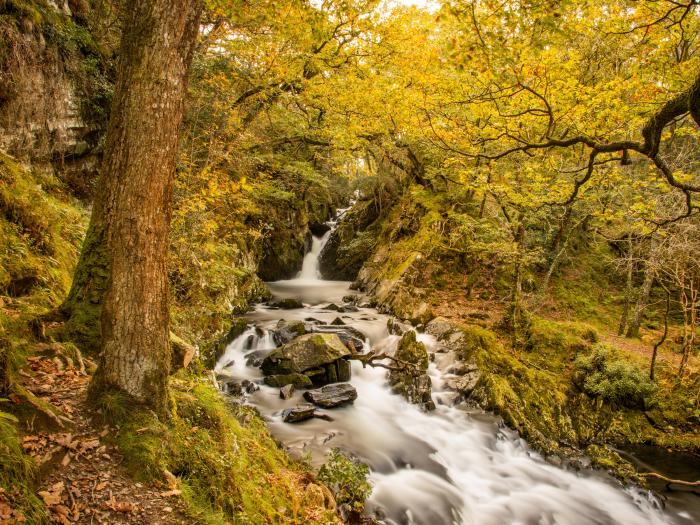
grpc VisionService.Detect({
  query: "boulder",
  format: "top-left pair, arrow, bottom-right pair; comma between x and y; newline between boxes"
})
261,333 -> 350,376
425,317 -> 455,340
325,303 -> 340,311
219,378 -> 243,396
444,370 -> 481,397
280,384 -> 295,399
245,349 -> 271,367
331,317 -> 345,326
242,379 -> 259,393
387,318 -> 410,336
388,331 -> 434,411
264,373 -> 313,388
342,294 -> 359,304
282,404 -> 316,423
273,319 -> 306,345
339,304 -> 359,313
313,325 -> 366,353
270,298 -> 304,309
303,383 -> 357,408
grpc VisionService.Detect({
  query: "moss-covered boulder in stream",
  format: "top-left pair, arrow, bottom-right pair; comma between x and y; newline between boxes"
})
388,331 -> 434,410
261,333 -> 351,387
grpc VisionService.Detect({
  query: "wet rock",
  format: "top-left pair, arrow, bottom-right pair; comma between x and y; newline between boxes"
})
242,379 -> 259,393
388,331 -> 434,411
219,378 -> 243,396
325,303 -> 340,311
313,326 -> 365,353
387,318 -> 410,336
342,294 -> 359,304
303,383 -> 358,408
282,404 -> 316,423
444,370 -> 481,397
262,333 -> 350,375
280,384 -> 295,399
261,333 -> 352,387
270,298 -> 304,309
331,317 -> 345,326
304,317 -> 327,325
264,373 -> 313,388
245,349 -> 271,367
309,222 -> 331,236
272,319 -> 307,345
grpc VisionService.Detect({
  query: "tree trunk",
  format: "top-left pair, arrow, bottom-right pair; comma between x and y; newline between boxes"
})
627,242 -> 656,338
85,0 -> 202,416
650,288 -> 670,381
618,237 -> 635,336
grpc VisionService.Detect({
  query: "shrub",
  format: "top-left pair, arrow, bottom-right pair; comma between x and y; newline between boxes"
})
318,448 -> 372,519
574,344 -> 656,409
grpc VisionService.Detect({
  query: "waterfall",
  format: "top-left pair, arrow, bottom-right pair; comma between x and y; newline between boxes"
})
297,230 -> 331,280
295,200 -> 354,281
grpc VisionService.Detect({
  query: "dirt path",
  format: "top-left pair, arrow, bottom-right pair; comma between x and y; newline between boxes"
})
13,347 -> 190,525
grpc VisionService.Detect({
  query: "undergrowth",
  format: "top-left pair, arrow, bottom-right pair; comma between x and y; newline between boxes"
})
99,377 -> 339,524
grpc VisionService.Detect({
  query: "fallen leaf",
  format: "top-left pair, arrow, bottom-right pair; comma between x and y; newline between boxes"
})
38,490 -> 61,506
160,490 -> 182,498
61,453 -> 71,467
95,481 -> 108,491
103,497 -> 138,513
162,469 -> 178,491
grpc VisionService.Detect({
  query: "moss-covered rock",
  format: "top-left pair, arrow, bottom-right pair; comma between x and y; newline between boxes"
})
389,331 -> 434,410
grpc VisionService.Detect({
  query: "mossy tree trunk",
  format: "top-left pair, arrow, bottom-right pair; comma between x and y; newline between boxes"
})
77,0 -> 203,416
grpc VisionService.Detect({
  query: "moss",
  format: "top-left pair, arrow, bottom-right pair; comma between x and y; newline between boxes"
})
0,407 -> 48,523
105,377 -> 339,524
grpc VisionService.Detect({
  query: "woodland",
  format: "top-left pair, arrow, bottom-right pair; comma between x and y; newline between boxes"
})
0,0 -> 699,524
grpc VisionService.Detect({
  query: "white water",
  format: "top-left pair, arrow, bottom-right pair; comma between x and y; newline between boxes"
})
298,231 -> 331,279
214,212 -> 692,525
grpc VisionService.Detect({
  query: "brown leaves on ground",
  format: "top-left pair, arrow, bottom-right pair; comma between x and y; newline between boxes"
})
0,488 -> 27,523
13,350 -> 189,525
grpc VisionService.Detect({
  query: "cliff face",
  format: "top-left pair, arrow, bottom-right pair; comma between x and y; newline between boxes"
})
0,0 -> 117,197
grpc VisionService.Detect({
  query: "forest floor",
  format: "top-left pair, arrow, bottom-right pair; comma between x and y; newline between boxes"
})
6,346 -> 189,525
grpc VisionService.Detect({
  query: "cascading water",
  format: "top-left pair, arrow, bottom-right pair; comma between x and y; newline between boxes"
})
215,206 -> 697,525
297,231 -> 331,280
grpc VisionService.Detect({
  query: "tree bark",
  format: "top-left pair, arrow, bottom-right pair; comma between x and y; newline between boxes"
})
618,237 -> 635,336
85,0 -> 203,416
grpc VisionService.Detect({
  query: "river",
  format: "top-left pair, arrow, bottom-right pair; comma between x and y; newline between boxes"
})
215,212 -> 697,525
